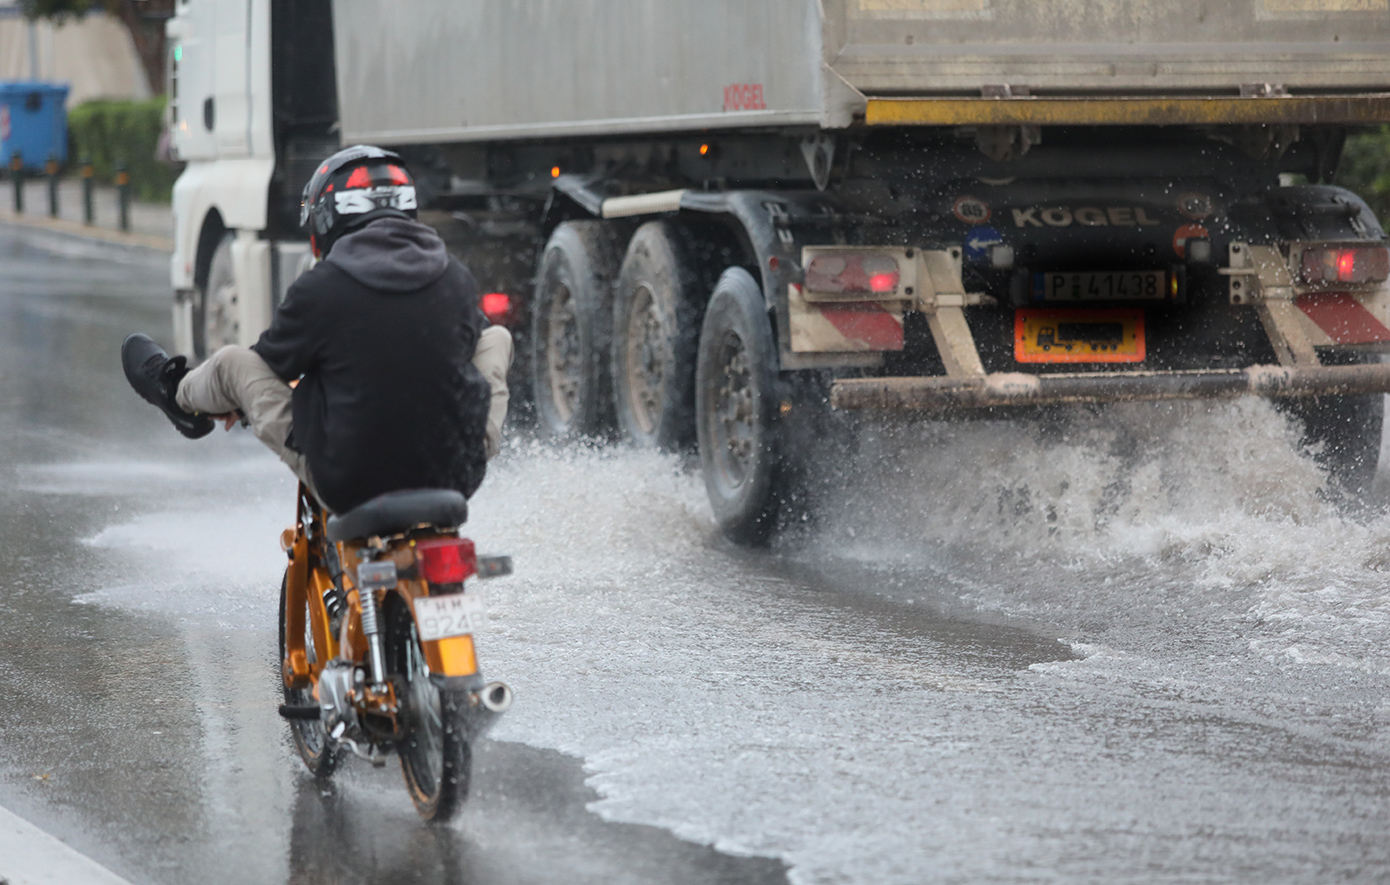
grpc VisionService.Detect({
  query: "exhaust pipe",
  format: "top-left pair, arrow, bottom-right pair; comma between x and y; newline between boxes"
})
481,680 -> 513,713
460,680 -> 512,738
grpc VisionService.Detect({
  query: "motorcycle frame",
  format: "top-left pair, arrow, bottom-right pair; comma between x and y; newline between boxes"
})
280,483 -> 484,708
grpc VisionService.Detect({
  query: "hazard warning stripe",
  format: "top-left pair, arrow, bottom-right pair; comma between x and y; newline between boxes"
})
820,302 -> 904,351
1296,292 -> 1390,345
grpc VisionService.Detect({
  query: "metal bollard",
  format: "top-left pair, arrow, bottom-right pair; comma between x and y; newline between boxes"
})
115,162 -> 130,232
81,156 -> 93,225
46,154 -> 59,218
10,152 -> 23,214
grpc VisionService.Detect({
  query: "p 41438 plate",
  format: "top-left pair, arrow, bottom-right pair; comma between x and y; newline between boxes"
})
1014,308 -> 1146,364
414,593 -> 487,641
1033,270 -> 1168,302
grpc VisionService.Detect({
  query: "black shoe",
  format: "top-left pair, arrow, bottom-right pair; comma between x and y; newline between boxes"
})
120,333 -> 215,439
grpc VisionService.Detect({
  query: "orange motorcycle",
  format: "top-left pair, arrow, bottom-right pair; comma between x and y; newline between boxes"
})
277,483 -> 512,822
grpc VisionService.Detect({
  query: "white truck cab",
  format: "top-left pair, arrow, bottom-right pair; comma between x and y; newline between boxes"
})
166,0 -> 322,358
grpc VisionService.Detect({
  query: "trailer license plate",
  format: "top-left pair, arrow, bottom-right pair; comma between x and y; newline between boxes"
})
414,593 -> 487,641
1034,271 -> 1167,301
1014,308 -> 1146,364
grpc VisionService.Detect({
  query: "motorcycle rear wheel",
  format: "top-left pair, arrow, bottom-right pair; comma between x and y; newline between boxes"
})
278,569 -> 339,779
387,595 -> 472,822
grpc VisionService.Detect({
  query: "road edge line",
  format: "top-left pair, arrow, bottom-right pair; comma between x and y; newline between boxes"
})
0,803 -> 136,885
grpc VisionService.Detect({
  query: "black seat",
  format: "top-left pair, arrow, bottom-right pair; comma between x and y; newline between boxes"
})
326,489 -> 468,542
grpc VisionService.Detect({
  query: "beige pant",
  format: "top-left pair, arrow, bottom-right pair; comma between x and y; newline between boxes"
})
177,326 -> 514,491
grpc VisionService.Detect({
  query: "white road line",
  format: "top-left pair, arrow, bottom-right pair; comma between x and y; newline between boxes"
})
0,804 -> 135,885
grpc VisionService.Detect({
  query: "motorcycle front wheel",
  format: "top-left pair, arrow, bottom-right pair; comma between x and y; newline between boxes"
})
386,595 -> 472,822
278,569 -> 339,779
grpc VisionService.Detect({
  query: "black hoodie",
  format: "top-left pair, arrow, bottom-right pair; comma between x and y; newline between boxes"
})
252,217 -> 490,513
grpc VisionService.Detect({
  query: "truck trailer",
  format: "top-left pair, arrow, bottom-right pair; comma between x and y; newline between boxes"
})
166,0 -> 1390,543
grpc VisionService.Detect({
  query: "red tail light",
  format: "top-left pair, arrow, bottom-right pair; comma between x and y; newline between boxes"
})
481,292 -> 512,323
417,538 -> 477,584
806,252 -> 901,296
1301,246 -> 1390,285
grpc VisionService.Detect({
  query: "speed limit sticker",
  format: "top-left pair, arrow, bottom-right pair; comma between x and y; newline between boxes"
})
953,196 -> 991,224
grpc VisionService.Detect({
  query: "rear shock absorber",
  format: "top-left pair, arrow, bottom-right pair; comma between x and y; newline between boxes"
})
355,559 -> 396,687
358,586 -> 388,687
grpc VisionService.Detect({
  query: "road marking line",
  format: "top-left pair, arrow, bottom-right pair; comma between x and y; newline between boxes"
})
0,804 -> 135,885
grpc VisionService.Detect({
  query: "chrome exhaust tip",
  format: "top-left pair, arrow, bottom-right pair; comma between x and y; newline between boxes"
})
460,681 -> 512,739
481,680 -> 512,713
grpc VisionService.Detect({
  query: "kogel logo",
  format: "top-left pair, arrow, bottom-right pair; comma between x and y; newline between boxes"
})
1012,206 -> 1162,228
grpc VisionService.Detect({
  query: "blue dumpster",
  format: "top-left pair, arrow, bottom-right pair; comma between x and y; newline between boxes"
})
0,82 -> 70,172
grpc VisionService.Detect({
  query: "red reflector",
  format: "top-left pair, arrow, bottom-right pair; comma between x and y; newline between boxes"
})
869,272 -> 899,293
480,292 -> 511,322
417,538 -> 477,584
1337,250 -> 1357,281
387,164 -> 411,185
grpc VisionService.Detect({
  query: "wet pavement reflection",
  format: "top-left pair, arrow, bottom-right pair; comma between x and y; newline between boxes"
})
0,227 -> 793,884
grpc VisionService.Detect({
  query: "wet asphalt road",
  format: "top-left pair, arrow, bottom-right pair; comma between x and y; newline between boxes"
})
0,226 -> 798,884
2,223 -> 1390,884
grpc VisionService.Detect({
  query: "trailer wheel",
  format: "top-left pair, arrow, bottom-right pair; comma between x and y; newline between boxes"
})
1286,392 -> 1384,498
696,268 -> 782,546
531,222 -> 622,438
612,222 -> 704,449
194,233 -> 239,360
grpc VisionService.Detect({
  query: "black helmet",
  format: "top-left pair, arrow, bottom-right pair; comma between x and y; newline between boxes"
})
300,145 -> 418,256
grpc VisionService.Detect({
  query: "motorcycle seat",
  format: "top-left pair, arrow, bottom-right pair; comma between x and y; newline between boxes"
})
326,489 -> 469,542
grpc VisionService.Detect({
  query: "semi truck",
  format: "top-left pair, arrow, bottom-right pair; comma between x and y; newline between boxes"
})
166,0 -> 1390,544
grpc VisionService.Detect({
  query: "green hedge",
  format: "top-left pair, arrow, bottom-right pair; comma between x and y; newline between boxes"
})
67,98 -> 179,203
1337,126 -> 1390,229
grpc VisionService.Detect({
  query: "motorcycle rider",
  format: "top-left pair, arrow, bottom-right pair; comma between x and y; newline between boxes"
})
120,145 -> 512,513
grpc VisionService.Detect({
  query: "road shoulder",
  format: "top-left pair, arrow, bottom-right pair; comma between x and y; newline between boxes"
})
0,803 -> 135,885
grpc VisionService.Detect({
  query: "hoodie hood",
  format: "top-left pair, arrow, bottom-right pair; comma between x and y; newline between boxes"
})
325,217 -> 450,292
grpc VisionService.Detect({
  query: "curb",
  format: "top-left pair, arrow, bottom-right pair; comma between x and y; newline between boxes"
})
0,803 -> 136,885
0,213 -> 173,252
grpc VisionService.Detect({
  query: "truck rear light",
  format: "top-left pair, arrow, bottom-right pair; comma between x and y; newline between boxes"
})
481,292 -> 512,322
805,252 -> 901,295
416,538 -> 477,584
1300,246 -> 1389,285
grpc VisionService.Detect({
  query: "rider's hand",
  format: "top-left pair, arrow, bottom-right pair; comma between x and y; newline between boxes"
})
211,413 -> 239,431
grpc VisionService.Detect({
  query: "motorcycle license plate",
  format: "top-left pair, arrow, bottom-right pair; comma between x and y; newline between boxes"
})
1014,308 -> 1146,364
1033,270 -> 1168,302
414,593 -> 487,641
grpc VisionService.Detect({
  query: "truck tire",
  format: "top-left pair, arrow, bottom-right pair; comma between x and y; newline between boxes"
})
194,233 -> 239,360
612,221 -> 704,450
1286,392 -> 1384,498
696,267 -> 783,546
532,222 -> 622,439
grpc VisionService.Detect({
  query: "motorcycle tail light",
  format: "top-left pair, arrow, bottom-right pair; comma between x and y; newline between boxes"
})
417,538 -> 477,584
1300,246 -> 1390,285
805,251 -> 901,296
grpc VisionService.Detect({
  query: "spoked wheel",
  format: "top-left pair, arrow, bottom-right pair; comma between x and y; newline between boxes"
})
696,268 -> 784,546
386,596 -> 471,822
278,569 -> 339,778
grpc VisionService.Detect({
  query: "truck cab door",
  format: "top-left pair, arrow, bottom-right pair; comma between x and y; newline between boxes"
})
168,0 -> 217,161
213,0 -> 251,156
